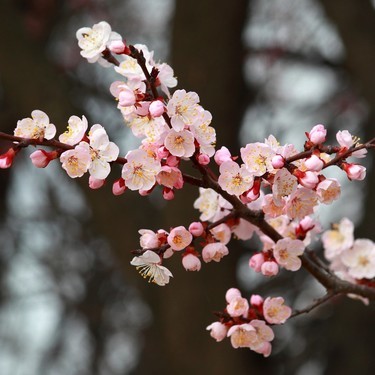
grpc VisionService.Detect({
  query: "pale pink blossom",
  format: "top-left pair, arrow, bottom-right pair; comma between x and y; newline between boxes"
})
122,149 -> 161,191
263,297 -> 292,324
30,149 -> 57,168
341,239 -> 375,279
76,21 -> 121,64
15,110 -> 56,140
206,322 -> 228,342
130,250 -> 173,286
240,142 -> 275,176
210,223 -> 231,244
272,168 -> 298,206
218,160 -> 254,196
88,124 -> 119,179
316,178 -> 341,204
322,218 -> 354,260
59,115 -> 88,145
249,320 -> 274,354
249,253 -> 265,272
190,110 -> 216,157
130,115 -> 168,143
285,187 -> 318,220
114,55 -> 145,79
108,39 -> 126,54
155,62 -> 178,95
342,163 -> 366,181
231,219 -> 256,241
197,153 -> 210,165
189,222 -> 204,237
261,261 -> 279,276
167,226 -> 193,251
298,170 -> 319,189
250,294 -> 264,307
227,296 -> 249,318
139,229 -> 165,249
304,154 -> 324,172
194,188 -> 231,222
262,194 -> 285,218
166,89 -> 200,131
227,324 -> 257,348
88,176 -> 105,189
308,124 -> 326,145
164,129 -> 195,158
336,130 -> 367,158
273,238 -> 305,271
0,148 -> 16,169
156,166 -> 184,189
271,154 -> 285,169
225,288 -> 242,303
202,242 -> 229,263
149,100 -> 165,117
182,254 -> 201,271
60,142 -> 91,178
214,146 -> 232,166
112,178 -> 126,195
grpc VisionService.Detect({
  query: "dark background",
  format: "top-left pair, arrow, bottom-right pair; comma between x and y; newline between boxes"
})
0,0 -> 374,374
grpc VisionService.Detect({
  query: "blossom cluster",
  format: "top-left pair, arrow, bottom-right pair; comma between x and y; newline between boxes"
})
206,288 -> 291,357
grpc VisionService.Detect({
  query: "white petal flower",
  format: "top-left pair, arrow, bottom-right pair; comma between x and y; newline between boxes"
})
15,110 -> 56,140
164,129 -> 195,158
60,142 -> 91,178
130,250 -> 173,286
59,115 -> 88,145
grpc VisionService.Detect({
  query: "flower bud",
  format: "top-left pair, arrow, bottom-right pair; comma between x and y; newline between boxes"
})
30,149 -> 57,168
189,222 -> 204,237
250,294 -> 264,307
271,154 -> 285,169
197,153 -> 210,165
149,100 -> 165,117
0,148 -> 16,169
163,187 -> 174,200
308,124 -> 326,145
182,253 -> 201,271
249,253 -> 265,272
298,171 -> 319,189
108,40 -> 126,54
304,154 -> 324,172
89,176 -> 105,189
342,163 -> 366,181
261,261 -> 279,276
214,146 -> 231,166
206,322 -> 228,342
112,178 -> 126,195
118,88 -> 136,107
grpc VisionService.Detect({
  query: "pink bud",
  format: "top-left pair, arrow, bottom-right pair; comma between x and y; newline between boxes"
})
246,188 -> 260,202
149,100 -> 165,117
112,178 -> 126,195
0,148 -> 16,169
166,155 -> 179,167
118,88 -> 136,107
271,154 -> 285,169
256,342 -> 272,358
304,154 -> 324,172
249,253 -> 265,272
261,261 -> 279,276
342,163 -> 366,181
225,288 -> 242,303
250,294 -> 264,307
30,149 -> 56,168
182,253 -> 201,271
163,187 -> 174,200
299,216 -> 315,231
308,124 -> 327,145
298,171 -> 319,189
139,189 -> 151,196
89,176 -> 105,189
157,146 -> 169,159
214,146 -> 232,166
206,322 -> 228,342
197,153 -> 210,165
108,40 -> 126,54
189,222 -> 204,237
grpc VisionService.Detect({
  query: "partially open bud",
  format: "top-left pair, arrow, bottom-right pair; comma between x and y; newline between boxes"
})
307,124 -> 326,145
149,100 -> 165,117
89,176 -> 105,189
30,149 -> 58,168
0,148 -> 17,169
341,162 -> 366,181
112,178 -> 126,195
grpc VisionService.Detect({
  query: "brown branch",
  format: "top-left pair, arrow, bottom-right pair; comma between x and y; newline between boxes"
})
290,291 -> 337,318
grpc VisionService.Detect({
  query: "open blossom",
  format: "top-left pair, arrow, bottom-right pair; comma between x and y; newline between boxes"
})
214,146 -> 232,165
316,178 -> 341,204
272,168 -> 298,206
122,149 -> 161,191
227,324 -> 257,348
206,322 -> 228,342
336,130 -> 367,158
60,142 -> 91,178
190,109 -> 216,157
156,62 -> 178,95
164,129 -> 195,158
202,242 -> 229,263
130,250 -> 173,286
156,166 -> 184,189
182,254 -> 201,271
322,218 -> 354,260
285,187 -> 318,220
273,238 -> 305,271
249,320 -> 274,355
76,21 -> 121,64
218,160 -> 254,196
15,110 -> 56,140
227,296 -> 249,317
341,239 -> 375,279
166,89 -> 200,131
240,142 -> 275,176
167,226 -> 193,251
88,124 -> 119,179
210,223 -> 231,244
263,297 -> 292,324
59,115 -> 88,145
139,229 -> 164,249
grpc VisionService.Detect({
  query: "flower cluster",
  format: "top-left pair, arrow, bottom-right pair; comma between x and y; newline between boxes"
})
206,288 -> 291,357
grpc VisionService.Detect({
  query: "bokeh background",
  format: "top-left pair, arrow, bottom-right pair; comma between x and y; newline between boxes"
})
0,0 -> 375,374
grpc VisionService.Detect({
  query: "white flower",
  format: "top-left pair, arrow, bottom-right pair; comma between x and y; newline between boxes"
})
15,110 -> 56,140
122,149 -> 161,191
272,168 -> 298,206
273,238 -> 305,271
164,129 -> 195,158
59,115 -> 88,145
130,250 -> 173,286
88,124 -> 119,179
341,239 -> 375,279
155,62 -> 178,96
76,21 -> 121,64
60,141 -> 91,178
336,130 -> 367,158
240,142 -> 275,176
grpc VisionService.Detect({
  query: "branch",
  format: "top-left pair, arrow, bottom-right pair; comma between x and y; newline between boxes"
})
290,291 -> 337,318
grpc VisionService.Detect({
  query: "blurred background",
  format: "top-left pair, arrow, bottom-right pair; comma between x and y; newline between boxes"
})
0,0 -> 374,374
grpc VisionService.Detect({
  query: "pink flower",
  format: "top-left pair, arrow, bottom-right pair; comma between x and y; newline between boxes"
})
298,170 -> 319,189
271,154 -> 285,169
308,124 -> 326,145
29,149 -> 57,168
15,110 -> 56,140
59,115 -> 88,146
336,130 -> 367,158
261,261 -> 279,276
225,288 -> 242,303
89,176 -> 105,189
60,142 -> 91,178
227,296 -> 249,318
316,178 -> 341,204
156,166 -> 184,189
214,146 -> 232,165
227,324 -> 257,348
250,295 -> 264,307
112,178 -> 126,196
108,39 -> 126,54
341,163 -> 366,181
249,253 -> 265,272
206,322 -> 228,342
0,148 -> 16,169
188,222 -> 204,237
182,253 -> 201,271
263,297 -> 292,324
167,226 -> 193,251
197,153 -> 210,165
164,129 -> 195,158
304,154 -> 324,172
273,238 -> 305,271
202,242 -> 229,263
149,100 -> 165,117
